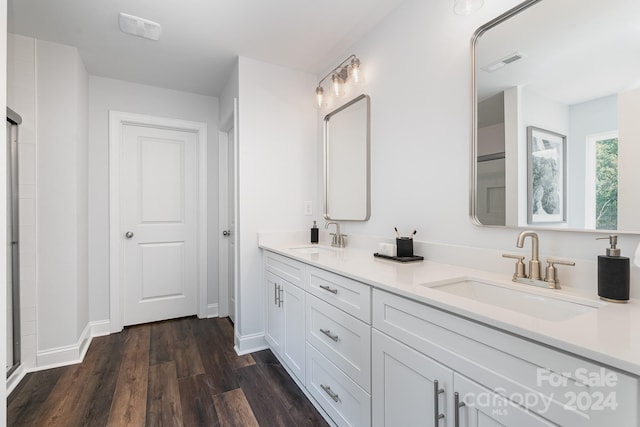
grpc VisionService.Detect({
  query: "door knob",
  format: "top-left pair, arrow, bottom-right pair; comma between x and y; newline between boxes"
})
222,230 -> 231,236
125,231 -> 134,239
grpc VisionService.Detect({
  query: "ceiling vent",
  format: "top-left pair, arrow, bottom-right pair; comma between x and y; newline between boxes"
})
481,51 -> 526,73
118,13 -> 162,41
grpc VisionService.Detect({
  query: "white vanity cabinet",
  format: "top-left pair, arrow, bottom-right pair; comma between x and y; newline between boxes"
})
372,289 -> 639,427
264,252 -> 306,383
261,246 -> 639,427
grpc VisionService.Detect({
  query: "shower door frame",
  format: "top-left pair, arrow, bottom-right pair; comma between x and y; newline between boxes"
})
6,107 -> 21,378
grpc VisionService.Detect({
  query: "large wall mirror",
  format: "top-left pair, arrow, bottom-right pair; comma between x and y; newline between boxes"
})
472,0 -> 640,233
324,94 -> 371,221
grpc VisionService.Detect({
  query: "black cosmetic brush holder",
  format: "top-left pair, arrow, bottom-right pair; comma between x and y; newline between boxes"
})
396,237 -> 414,257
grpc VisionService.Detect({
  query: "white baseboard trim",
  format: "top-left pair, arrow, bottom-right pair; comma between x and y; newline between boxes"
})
207,303 -> 219,318
34,319 -> 111,371
36,322 -> 92,370
234,331 -> 268,355
90,319 -> 112,337
6,365 -> 27,396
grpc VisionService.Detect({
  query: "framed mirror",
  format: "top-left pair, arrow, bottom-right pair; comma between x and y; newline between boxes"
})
324,94 -> 371,221
471,0 -> 640,233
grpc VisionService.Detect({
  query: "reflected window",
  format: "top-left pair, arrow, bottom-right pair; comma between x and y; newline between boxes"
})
585,132 -> 618,230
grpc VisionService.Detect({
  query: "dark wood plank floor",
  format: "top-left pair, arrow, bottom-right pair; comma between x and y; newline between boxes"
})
8,317 -> 329,427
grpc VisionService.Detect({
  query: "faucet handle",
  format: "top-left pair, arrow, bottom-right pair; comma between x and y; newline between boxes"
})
544,258 -> 575,288
502,253 -> 526,280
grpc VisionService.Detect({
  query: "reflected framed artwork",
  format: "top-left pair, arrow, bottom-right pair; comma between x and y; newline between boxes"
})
527,126 -> 566,224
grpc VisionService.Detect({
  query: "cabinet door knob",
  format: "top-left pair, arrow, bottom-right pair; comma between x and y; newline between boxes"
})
434,380 -> 445,426
125,231 -> 134,239
222,230 -> 231,236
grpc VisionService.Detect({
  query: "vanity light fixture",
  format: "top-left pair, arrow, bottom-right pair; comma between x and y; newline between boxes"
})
315,54 -> 362,108
454,0 -> 484,15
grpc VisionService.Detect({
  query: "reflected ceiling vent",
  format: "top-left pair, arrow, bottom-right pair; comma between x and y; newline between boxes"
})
481,51 -> 526,73
118,13 -> 162,41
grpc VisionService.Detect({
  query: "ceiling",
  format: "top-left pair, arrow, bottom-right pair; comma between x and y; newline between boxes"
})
8,0 -> 408,96
476,0 -> 640,106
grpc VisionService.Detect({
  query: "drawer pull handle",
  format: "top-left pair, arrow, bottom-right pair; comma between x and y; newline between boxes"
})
319,284 -> 338,294
320,384 -> 341,403
320,328 -> 339,342
454,392 -> 465,427
278,287 -> 283,307
434,380 -> 445,426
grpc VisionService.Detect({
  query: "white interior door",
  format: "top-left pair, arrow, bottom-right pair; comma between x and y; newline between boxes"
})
217,100 -> 238,323
121,124 -> 197,326
227,126 -> 236,323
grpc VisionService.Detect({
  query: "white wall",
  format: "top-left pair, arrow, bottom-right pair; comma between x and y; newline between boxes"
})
522,88 -> 570,137
235,56 -> 317,351
618,88 -> 640,231
504,86 -> 521,227
36,39 -> 89,353
311,0 -> 640,297
477,123 -> 504,156
75,42 -> 90,345
88,77 -> 220,322
219,60 -> 239,129
7,33 -> 37,370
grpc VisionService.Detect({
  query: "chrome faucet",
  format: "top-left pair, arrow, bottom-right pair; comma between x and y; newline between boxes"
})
325,221 -> 346,248
517,231 -> 541,280
503,230 -> 575,289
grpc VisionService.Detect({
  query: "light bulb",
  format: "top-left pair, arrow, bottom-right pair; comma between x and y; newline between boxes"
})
350,58 -> 361,84
332,74 -> 344,97
454,0 -> 484,15
315,86 -> 324,109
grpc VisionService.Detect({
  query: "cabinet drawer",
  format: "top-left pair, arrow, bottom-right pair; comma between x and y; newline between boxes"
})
373,289 -> 639,427
306,266 -> 371,323
306,343 -> 371,427
264,251 -> 305,288
307,295 -> 371,392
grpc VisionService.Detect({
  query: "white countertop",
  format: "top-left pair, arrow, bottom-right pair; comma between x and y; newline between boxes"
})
259,236 -> 640,376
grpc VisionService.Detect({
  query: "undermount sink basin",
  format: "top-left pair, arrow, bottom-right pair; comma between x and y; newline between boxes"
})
429,279 -> 600,322
288,245 -> 337,255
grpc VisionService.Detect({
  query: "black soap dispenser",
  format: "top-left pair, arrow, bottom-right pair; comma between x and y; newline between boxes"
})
596,235 -> 630,303
310,220 -> 319,244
